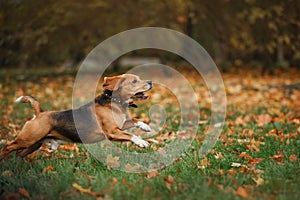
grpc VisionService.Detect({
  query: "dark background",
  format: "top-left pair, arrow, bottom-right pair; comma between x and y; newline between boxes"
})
0,0 -> 299,74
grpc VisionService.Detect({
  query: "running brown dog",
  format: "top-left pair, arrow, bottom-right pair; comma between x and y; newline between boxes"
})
0,74 -> 152,160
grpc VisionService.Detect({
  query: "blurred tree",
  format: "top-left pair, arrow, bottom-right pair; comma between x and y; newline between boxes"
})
0,0 -> 299,71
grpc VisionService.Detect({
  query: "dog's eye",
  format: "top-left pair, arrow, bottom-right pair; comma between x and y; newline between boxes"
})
132,80 -> 137,84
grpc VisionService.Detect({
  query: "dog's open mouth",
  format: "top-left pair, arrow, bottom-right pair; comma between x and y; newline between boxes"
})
133,92 -> 148,100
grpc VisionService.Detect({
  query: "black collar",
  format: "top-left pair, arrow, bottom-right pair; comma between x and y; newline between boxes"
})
102,90 -> 137,108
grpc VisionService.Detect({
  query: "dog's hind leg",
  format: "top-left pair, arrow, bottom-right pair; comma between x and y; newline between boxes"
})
0,117 -> 51,160
17,141 -> 43,158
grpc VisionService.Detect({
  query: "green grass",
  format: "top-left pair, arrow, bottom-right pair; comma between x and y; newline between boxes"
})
0,68 -> 299,199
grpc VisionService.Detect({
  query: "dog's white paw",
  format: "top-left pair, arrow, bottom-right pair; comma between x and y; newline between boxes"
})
131,135 -> 149,148
135,121 -> 151,132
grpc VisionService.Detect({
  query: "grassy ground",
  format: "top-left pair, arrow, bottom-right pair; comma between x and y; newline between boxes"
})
0,67 -> 299,200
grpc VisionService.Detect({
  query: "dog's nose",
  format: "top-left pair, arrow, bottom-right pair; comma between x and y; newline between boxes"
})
147,80 -> 152,86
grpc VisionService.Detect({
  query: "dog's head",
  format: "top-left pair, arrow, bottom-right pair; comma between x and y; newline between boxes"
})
103,74 -> 152,102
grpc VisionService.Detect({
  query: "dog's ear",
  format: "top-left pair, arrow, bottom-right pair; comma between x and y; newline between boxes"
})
103,76 -> 123,91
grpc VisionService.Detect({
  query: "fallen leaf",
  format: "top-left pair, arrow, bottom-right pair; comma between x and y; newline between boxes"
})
238,152 -> 253,160
269,151 -> 285,162
2,170 -> 13,177
231,162 -> 242,167
235,115 -> 251,126
256,114 -> 272,126
109,178 -> 118,186
145,170 -> 159,179
60,144 -> 79,154
252,177 -> 267,186
4,193 -> 21,200
219,169 -> 224,175
19,188 -> 30,199
235,186 -> 249,198
248,158 -> 263,165
227,169 -> 235,176
214,152 -> 224,159
42,165 -> 55,174
198,156 -> 211,169
163,175 -> 175,190
106,154 -> 120,168
289,154 -> 298,162
125,163 -> 140,172
72,183 -> 92,194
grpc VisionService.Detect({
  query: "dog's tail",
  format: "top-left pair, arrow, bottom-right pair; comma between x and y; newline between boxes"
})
16,96 -> 43,117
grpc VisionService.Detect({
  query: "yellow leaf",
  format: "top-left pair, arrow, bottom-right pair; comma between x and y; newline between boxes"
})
106,154 -> 120,168
72,183 -> 92,194
42,165 -> 55,174
252,177 -> 266,186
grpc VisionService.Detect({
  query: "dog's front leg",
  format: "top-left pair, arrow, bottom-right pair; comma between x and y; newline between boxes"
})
107,129 -> 149,148
122,119 -> 151,132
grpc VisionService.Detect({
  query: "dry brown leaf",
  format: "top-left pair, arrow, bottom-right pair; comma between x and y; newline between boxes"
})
4,193 -> 21,200
248,158 -> 263,165
19,188 -> 30,199
269,154 -> 284,162
124,164 -> 140,172
163,175 -> 175,190
256,114 -> 272,126
289,154 -> 298,162
106,154 -> 120,168
235,186 -> 249,198
238,152 -> 253,160
109,177 -> 118,186
214,152 -> 224,159
59,144 -> 79,154
145,170 -> 159,179
42,165 -> 55,174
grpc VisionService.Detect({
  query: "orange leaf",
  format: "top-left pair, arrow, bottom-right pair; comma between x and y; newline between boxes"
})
19,188 -> 30,199
289,154 -> 298,162
109,177 -> 118,186
269,154 -> 284,162
235,186 -> 249,198
227,169 -> 235,176
59,144 -> 79,154
238,152 -> 253,160
42,165 -> 55,174
256,114 -> 272,126
248,158 -> 263,165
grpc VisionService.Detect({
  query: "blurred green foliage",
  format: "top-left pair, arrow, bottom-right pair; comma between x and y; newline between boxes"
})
0,0 -> 299,71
